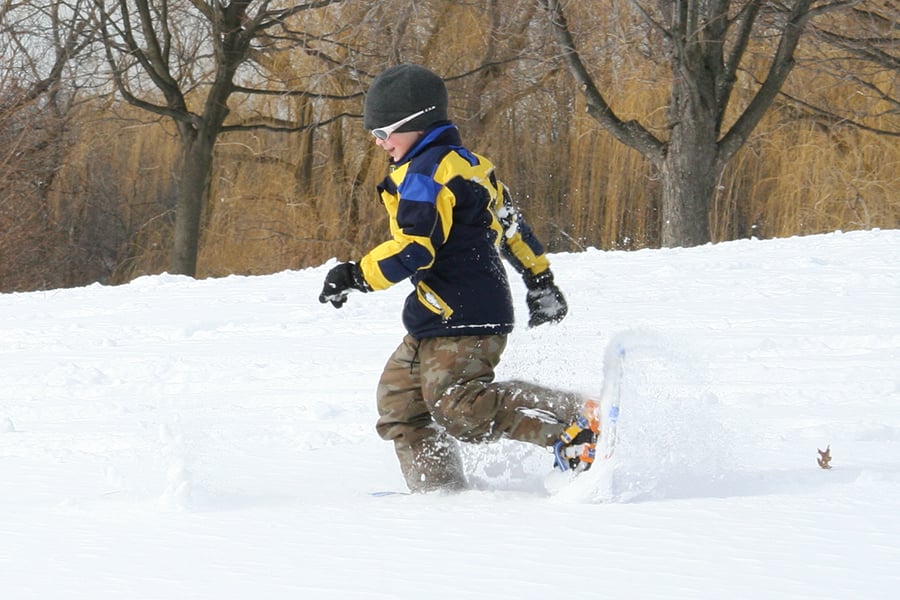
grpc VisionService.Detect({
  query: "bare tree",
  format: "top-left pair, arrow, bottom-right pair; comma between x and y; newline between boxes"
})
538,0 -> 899,247
0,0 -> 98,291
92,0 -> 362,276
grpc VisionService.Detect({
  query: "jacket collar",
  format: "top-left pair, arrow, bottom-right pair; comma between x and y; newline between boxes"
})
392,122 -> 460,166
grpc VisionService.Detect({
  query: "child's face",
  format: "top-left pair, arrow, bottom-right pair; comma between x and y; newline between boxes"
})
375,130 -> 423,163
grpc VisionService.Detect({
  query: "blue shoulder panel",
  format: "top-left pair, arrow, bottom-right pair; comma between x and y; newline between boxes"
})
398,172 -> 441,204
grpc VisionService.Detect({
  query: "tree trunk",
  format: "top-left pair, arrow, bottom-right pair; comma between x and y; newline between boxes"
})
659,46 -> 722,248
659,124 -> 719,248
171,132 -> 215,276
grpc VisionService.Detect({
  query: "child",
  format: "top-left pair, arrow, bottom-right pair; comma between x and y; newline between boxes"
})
319,64 -> 596,492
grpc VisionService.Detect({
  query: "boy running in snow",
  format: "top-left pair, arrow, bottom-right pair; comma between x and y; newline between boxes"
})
318,64 -> 596,492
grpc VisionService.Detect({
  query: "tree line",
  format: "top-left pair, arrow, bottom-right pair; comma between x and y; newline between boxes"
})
1,0 -> 897,292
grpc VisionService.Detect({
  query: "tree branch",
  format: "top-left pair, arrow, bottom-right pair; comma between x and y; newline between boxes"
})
538,0 -> 664,163
221,111 -> 359,133
720,0 -> 763,128
718,0 -> 815,165
231,85 -> 363,101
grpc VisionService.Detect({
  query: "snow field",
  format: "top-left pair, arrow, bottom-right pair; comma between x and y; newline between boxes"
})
1,230 -> 899,598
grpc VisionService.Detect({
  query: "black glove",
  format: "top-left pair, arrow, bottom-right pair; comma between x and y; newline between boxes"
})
523,269 -> 568,328
318,262 -> 370,308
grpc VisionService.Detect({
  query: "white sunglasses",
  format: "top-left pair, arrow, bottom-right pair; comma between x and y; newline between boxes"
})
371,106 -> 436,140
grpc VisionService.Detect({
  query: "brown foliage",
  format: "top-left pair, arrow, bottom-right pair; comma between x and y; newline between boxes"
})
0,92 -> 75,291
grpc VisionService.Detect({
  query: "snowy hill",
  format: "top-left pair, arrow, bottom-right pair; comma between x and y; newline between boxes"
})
2,230 -> 899,599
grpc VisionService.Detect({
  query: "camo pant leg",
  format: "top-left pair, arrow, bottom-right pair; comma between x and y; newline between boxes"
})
376,334 -> 585,492
375,334 -> 466,493
418,335 -> 584,447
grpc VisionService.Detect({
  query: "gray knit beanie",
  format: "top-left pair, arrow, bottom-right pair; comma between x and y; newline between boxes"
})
364,64 -> 449,132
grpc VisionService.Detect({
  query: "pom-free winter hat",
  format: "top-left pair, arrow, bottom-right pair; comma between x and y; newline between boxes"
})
364,64 -> 449,132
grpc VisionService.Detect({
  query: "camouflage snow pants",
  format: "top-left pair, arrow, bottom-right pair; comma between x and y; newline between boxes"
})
375,334 -> 584,493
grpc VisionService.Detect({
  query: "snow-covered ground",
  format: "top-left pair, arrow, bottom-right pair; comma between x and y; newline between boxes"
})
2,229 -> 899,599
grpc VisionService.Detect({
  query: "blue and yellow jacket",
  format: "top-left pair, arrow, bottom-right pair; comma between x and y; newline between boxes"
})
359,123 -> 549,339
